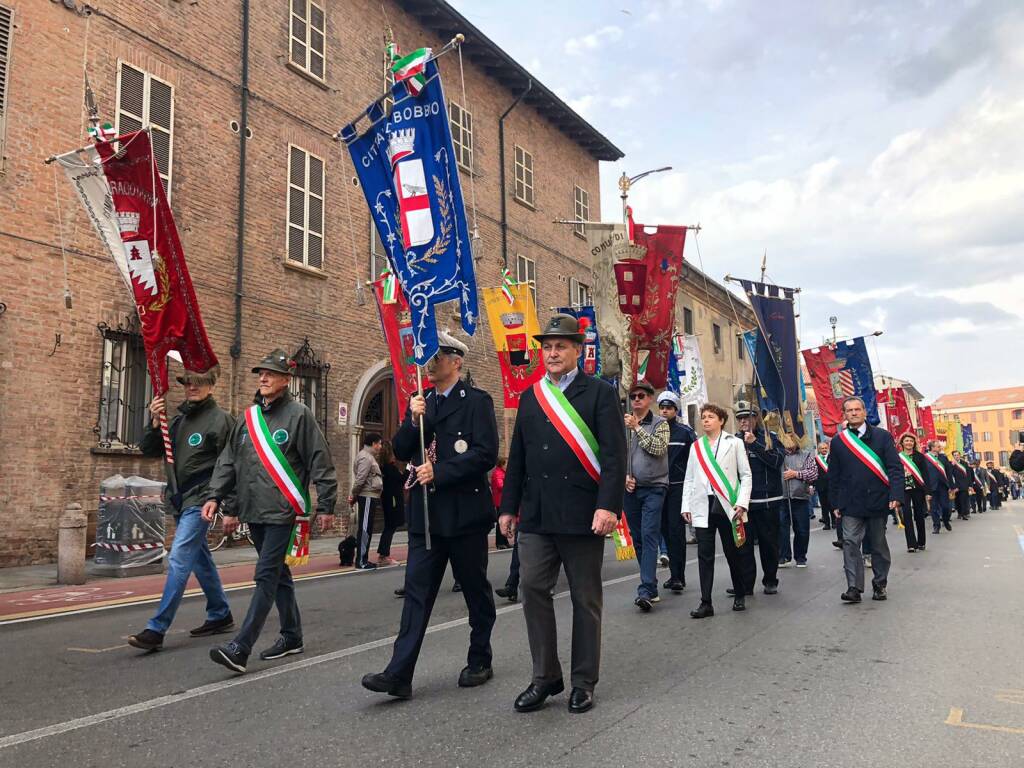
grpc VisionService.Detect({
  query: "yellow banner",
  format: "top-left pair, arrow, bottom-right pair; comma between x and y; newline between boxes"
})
482,284 -> 544,407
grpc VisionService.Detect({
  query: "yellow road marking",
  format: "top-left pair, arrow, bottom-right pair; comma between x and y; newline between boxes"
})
67,644 -> 129,654
995,690 -> 1024,705
946,707 -> 1024,735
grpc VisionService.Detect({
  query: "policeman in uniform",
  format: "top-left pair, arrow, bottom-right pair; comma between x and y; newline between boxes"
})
362,331 -> 499,699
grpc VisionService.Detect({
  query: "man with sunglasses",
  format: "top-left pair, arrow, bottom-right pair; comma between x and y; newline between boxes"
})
623,380 -> 670,611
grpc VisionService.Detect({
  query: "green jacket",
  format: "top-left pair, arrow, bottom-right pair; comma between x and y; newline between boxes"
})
207,390 -> 338,525
140,396 -> 235,514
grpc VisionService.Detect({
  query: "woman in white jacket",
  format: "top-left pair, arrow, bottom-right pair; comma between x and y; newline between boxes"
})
681,403 -> 755,618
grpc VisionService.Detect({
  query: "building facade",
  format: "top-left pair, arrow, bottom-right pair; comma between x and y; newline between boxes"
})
932,386 -> 1024,468
0,0 -> 621,565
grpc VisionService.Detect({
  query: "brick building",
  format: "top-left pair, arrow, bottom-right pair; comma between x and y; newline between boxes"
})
0,0 -> 622,565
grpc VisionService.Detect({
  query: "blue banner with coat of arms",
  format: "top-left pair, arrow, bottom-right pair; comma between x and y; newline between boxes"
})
341,58 -> 478,365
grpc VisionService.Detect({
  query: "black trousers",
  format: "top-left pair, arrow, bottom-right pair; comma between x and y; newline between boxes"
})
903,489 -> 928,549
377,495 -> 405,557
233,523 -> 301,655
820,493 -> 835,529
661,484 -> 687,584
747,501 -> 781,587
696,498 -> 756,603
955,490 -> 971,519
355,496 -> 377,565
385,532 -> 495,684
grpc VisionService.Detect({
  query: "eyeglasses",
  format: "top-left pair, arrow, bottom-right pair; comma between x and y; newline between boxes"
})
630,392 -> 648,401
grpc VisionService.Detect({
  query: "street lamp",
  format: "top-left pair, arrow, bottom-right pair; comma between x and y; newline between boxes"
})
618,167 -> 672,224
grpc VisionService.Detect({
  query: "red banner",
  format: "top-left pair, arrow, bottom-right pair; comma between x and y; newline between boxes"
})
372,277 -> 427,415
627,223 -> 687,389
802,345 -> 844,437
614,261 -> 647,315
919,405 -> 937,442
878,387 -> 913,439
97,132 -> 217,393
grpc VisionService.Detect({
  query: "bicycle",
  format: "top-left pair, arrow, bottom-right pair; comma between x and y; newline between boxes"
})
206,512 -> 254,552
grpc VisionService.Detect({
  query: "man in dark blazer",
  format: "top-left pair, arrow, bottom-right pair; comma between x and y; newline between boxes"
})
499,314 -> 627,715
362,331 -> 499,699
950,450 -> 973,520
829,396 -> 904,603
923,440 -> 954,533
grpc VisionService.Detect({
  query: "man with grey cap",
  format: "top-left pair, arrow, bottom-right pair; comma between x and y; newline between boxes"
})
500,314 -> 626,714
203,348 -> 337,674
362,331 -> 499,699
128,366 -> 234,651
657,390 -> 697,593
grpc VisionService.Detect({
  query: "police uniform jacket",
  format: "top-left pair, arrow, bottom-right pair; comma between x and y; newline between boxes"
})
827,423 -> 904,518
140,396 -> 234,514
393,380 -> 498,538
500,374 -> 626,535
667,420 -> 698,485
738,427 -> 785,503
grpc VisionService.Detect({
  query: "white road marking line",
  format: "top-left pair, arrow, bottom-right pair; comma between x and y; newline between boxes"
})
0,555 -> 705,750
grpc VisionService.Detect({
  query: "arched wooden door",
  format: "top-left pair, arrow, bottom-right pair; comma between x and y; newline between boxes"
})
359,376 -> 403,532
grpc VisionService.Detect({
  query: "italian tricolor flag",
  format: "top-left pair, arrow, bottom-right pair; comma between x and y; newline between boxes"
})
392,47 -> 431,96
500,268 -> 517,305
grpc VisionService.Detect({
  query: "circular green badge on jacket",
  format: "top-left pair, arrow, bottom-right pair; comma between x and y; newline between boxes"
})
187,432 -> 203,447
272,429 -> 289,445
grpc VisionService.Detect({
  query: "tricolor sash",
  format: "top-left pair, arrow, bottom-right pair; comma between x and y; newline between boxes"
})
244,405 -> 312,566
693,436 -> 746,546
952,461 -> 967,477
532,378 -> 600,482
900,452 -> 925,486
815,454 -> 829,473
837,429 -> 889,485
925,452 -> 946,477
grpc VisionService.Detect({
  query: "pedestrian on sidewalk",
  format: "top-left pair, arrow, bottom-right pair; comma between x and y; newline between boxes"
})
127,368 -> 235,652
779,436 -> 818,568
361,332 -> 499,700
349,432 -> 383,569
898,434 -> 931,552
830,397 -> 904,604
376,441 -> 406,566
498,314 -> 626,714
493,458 -> 522,603
492,457 -> 510,549
203,349 -> 338,674
684,403 -> 754,618
734,401 -> 785,595
657,391 -> 696,594
923,440 -> 954,533
623,380 -> 669,612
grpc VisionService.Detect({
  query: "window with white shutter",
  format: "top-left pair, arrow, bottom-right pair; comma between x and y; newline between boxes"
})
290,0 -> 326,81
569,277 -> 591,307
573,185 -> 589,238
0,5 -> 11,175
516,253 -> 537,306
514,145 -> 534,207
115,62 -> 174,199
286,144 -> 325,270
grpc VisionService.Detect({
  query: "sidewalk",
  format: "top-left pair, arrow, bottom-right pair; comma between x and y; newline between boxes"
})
0,532 -> 424,624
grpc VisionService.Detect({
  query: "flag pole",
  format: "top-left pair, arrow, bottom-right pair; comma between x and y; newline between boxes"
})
416,365 -> 432,551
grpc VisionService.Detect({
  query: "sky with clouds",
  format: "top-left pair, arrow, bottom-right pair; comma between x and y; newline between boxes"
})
449,0 -> 1024,401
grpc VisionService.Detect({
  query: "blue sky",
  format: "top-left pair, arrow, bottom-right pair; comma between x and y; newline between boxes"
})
449,0 -> 1024,401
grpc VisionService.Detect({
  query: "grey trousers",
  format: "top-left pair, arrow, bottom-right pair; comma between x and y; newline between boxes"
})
841,516 -> 891,592
518,532 -> 605,692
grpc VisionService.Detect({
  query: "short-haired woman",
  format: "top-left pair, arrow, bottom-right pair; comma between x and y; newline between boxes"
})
898,433 -> 930,552
682,403 -> 755,617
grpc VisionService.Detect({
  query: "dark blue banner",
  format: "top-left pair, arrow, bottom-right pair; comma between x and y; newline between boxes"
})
962,424 -> 976,462
740,280 -> 803,436
342,59 -> 477,364
555,305 -> 601,376
831,337 -> 881,426
742,327 -> 782,414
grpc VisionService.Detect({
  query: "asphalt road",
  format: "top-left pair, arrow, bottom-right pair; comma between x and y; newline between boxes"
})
2,502 -> 1023,768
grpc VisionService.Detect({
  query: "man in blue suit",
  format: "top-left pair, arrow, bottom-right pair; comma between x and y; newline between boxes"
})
829,397 -> 904,603
923,440 -> 953,533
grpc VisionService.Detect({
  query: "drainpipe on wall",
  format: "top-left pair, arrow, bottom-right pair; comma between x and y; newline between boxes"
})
498,79 -> 532,270
230,0 -> 251,412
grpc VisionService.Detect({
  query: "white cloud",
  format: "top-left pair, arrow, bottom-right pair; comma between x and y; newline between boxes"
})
564,25 -> 623,56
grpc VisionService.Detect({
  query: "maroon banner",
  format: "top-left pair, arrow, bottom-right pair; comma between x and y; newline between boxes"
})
372,277 -> 428,416
878,387 -> 914,439
614,261 -> 647,315
919,405 -> 937,442
627,223 -> 687,389
96,132 -> 217,393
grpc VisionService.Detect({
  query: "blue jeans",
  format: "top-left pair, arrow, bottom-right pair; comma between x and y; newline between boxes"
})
779,498 -> 811,564
623,486 -> 665,599
146,506 -> 231,634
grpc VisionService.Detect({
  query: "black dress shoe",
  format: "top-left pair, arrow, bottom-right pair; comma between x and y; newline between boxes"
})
832,540 -> 844,549
458,664 -> 494,687
452,581 -> 462,592
514,679 -> 565,712
663,578 -> 685,593
495,586 -> 518,602
568,687 -> 594,714
932,527 -> 941,534
361,671 -> 412,699
763,585 -> 778,595
872,587 -> 887,601
127,628 -> 164,651
689,602 -> 714,619
189,614 -> 235,637
725,588 -> 754,596
944,522 -> 952,531
840,588 -> 862,603
732,596 -> 746,611
394,587 -> 406,597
